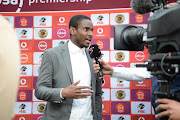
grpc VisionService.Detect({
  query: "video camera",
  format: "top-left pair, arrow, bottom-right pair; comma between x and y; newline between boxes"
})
114,0 -> 180,110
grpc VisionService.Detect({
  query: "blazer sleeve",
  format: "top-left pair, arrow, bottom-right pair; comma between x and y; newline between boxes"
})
35,50 -> 64,103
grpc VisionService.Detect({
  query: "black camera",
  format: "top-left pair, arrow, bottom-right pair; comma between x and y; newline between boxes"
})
114,1 -> 180,119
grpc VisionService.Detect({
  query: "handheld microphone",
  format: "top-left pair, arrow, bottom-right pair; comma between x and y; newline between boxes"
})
131,0 -> 155,14
89,44 -> 104,83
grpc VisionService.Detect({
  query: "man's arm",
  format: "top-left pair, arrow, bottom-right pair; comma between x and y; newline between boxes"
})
155,98 -> 180,120
93,59 -> 151,81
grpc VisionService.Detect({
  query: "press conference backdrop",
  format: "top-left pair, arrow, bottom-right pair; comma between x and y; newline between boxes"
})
1,0 -> 155,120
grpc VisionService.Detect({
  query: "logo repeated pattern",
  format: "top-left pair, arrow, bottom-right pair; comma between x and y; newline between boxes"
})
2,9 -> 153,120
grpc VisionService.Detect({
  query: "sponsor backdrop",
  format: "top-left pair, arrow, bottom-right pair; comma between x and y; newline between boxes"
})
1,0 -> 157,120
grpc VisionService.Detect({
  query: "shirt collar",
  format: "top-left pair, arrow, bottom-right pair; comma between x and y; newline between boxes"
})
68,40 -> 86,54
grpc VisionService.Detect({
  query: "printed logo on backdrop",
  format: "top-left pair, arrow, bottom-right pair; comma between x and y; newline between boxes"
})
93,26 -> 109,39
38,41 -> 47,50
53,28 -> 70,39
111,78 -> 130,88
91,14 -> 109,26
16,28 -> 33,40
111,115 -> 131,120
131,102 -> 151,114
34,16 -> 52,27
15,102 -> 32,114
20,54 -> 28,63
130,13 -> 149,24
131,89 -> 151,101
132,115 -> 151,120
18,91 -> 27,101
130,79 -> 150,89
38,29 -> 48,38
20,65 -> 32,76
34,28 -> 52,39
18,90 -> 32,101
111,89 -> 130,101
115,14 -> 125,23
115,52 -> 125,61
96,40 -> 104,49
37,103 -> 46,113
19,117 -> 25,120
4,16 -> 14,27
53,40 -> 68,48
116,90 -> 126,100
116,103 -> 125,113
53,16 -> 70,27
102,89 -> 110,101
135,14 -> 144,23
111,51 -> 129,62
135,52 -> 145,61
20,41 -> 33,51
15,16 -> 33,27
110,13 -> 129,25
111,102 -> 130,114
33,102 -> 47,114
19,77 -> 32,89
34,40 -> 52,52
91,39 -> 109,50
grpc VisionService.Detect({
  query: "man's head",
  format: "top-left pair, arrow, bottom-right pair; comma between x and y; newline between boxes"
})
69,15 -> 93,48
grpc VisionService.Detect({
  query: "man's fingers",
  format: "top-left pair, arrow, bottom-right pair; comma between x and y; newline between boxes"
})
76,86 -> 92,89
155,104 -> 168,111
73,80 -> 81,86
156,98 -> 171,104
155,110 -> 169,119
76,89 -> 93,93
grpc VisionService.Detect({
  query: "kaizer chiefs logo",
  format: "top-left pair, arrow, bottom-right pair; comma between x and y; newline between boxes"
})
115,52 -> 125,61
38,29 -> 48,38
115,14 -> 125,23
37,103 -> 46,113
116,90 -> 125,99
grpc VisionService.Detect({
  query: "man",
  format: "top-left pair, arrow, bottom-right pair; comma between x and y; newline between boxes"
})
93,59 -> 180,120
35,15 -> 102,120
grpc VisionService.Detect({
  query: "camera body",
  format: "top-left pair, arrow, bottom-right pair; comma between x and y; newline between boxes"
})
114,1 -> 180,102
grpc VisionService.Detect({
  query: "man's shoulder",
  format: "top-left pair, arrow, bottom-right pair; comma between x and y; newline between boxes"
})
45,42 -> 67,53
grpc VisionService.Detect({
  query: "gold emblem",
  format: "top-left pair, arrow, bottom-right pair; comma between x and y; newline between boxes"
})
38,29 -> 48,38
115,14 -> 125,23
115,52 -> 125,61
116,90 -> 125,99
37,103 -> 46,113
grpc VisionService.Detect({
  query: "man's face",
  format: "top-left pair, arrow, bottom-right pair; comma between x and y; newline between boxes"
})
71,19 -> 93,48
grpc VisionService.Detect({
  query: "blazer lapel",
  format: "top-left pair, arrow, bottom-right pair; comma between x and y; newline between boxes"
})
85,49 -> 96,89
61,43 -> 73,84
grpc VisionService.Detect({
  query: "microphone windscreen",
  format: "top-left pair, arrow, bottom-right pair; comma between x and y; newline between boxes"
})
131,0 -> 155,14
89,44 -> 101,58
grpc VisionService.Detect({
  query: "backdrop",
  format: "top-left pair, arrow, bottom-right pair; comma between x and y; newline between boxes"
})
0,0 -> 156,120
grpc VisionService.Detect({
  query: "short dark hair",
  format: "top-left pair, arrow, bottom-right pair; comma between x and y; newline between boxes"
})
69,15 -> 91,29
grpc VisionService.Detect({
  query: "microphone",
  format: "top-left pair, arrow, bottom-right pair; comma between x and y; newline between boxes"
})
131,0 -> 155,14
89,44 -> 104,83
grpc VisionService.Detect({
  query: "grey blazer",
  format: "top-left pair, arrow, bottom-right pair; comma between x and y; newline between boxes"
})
35,42 -> 102,120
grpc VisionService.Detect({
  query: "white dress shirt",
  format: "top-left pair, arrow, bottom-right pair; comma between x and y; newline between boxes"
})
67,40 -> 93,120
112,67 -> 152,81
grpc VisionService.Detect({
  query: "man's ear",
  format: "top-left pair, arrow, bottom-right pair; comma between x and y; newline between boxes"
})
70,26 -> 76,36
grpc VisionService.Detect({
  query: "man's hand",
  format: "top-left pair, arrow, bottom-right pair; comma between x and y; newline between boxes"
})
93,59 -> 114,75
155,98 -> 180,120
62,80 -> 93,99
